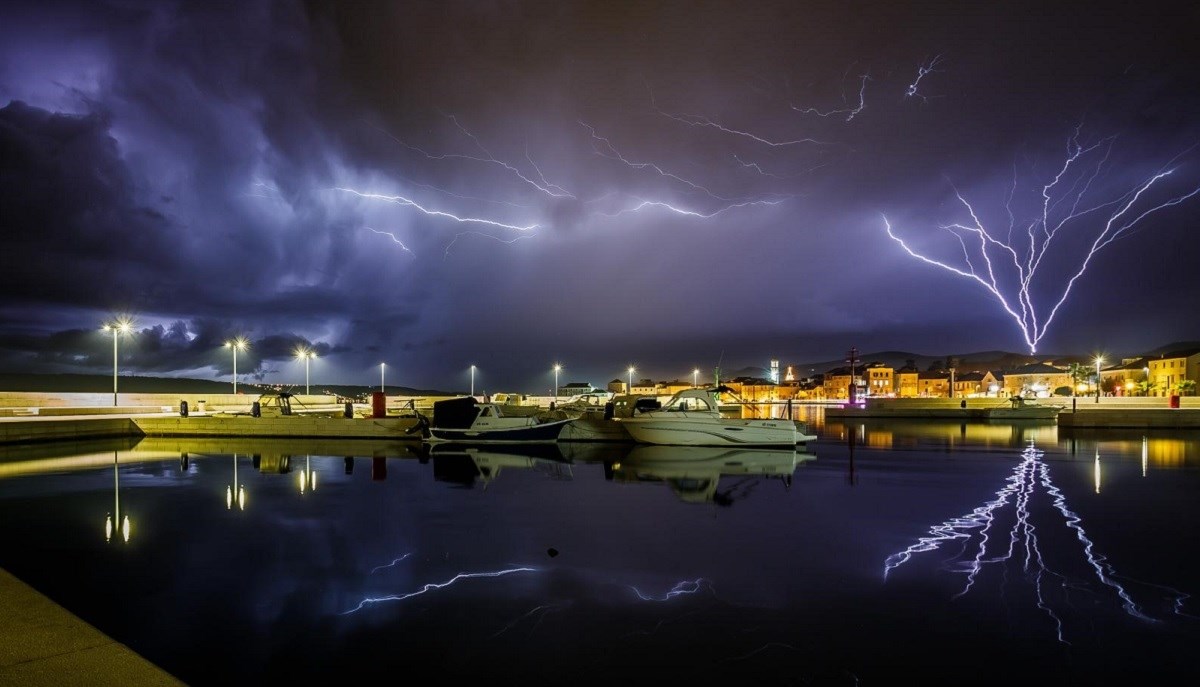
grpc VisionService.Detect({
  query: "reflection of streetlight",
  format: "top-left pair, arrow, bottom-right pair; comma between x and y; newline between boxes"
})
105,451 -> 130,542
693,368 -> 699,388
470,364 -> 476,397
1095,356 -> 1104,404
628,366 -> 635,393
299,455 -> 317,494
224,337 -> 249,394
553,364 -> 562,403
295,348 -> 316,395
226,454 -> 246,510
101,319 -> 133,406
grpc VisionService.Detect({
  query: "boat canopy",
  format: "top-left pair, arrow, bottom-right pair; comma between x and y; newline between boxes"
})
432,396 -> 481,429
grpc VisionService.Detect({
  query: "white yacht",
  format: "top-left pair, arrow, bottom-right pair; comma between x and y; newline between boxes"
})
618,387 -> 817,447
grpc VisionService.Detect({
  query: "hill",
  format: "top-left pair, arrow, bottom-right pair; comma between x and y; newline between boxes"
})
0,373 -> 456,398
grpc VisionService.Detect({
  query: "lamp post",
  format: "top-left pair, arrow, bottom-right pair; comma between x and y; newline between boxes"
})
224,337 -> 248,394
693,368 -> 699,388
380,362 -> 386,393
102,319 -> 132,406
296,348 -> 315,395
470,364 -> 476,397
1095,356 -> 1104,403
628,366 -> 635,393
553,364 -> 561,403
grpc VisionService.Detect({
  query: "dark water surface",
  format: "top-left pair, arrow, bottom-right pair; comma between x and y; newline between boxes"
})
2,413 -> 1199,686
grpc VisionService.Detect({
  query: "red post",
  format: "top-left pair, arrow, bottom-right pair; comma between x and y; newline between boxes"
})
371,391 -> 387,418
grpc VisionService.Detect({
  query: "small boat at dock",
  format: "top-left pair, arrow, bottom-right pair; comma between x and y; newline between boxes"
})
411,396 -> 574,444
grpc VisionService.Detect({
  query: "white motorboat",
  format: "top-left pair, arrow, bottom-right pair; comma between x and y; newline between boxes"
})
618,387 -> 817,447
411,396 -> 573,443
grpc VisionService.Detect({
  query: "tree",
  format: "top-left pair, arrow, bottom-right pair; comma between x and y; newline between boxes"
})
1067,363 -> 1089,396
1177,380 -> 1197,397
1136,379 -> 1156,397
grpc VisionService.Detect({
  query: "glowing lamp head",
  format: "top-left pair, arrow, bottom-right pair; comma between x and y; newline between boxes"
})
225,337 -> 249,351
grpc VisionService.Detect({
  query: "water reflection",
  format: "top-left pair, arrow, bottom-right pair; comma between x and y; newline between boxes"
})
605,445 -> 812,505
2,429 -> 1200,684
104,451 -> 130,543
883,439 -> 1192,643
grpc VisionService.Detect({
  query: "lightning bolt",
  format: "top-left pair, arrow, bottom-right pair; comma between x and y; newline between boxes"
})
883,131 -> 1200,353
905,54 -> 944,101
364,227 -> 415,256
374,114 -> 575,199
791,72 -> 870,122
335,187 -> 539,231
341,566 -> 539,614
370,552 -> 413,573
630,577 -> 712,601
579,121 -> 742,201
598,198 -> 783,219
443,230 -> 535,260
883,441 -> 1190,643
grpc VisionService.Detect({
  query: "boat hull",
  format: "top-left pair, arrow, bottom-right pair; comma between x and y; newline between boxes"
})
620,418 -> 806,447
425,418 -> 573,443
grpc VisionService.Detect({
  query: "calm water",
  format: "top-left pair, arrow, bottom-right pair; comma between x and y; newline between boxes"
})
2,410 -> 1199,686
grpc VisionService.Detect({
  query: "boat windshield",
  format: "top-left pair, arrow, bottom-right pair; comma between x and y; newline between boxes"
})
665,392 -> 715,412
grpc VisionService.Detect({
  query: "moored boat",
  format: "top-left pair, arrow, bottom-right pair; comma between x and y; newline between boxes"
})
618,387 -> 817,447
412,396 -> 573,443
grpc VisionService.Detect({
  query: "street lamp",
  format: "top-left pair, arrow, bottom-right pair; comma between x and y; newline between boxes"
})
693,368 -> 699,388
628,366 -> 635,393
380,362 -> 386,393
295,348 -> 316,395
553,364 -> 562,402
470,364 -> 476,397
101,319 -> 132,406
224,337 -> 248,394
1095,356 -> 1104,404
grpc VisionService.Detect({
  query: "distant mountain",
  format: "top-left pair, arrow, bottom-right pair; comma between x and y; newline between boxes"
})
0,373 -> 456,397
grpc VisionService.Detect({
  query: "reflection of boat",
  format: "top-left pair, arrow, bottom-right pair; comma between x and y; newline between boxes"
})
413,397 -> 573,443
618,388 -> 817,447
607,445 -> 812,504
422,442 -> 574,487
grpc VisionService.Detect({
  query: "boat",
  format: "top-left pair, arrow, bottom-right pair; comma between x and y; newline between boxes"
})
605,444 -> 812,505
410,396 -> 574,444
617,387 -> 817,447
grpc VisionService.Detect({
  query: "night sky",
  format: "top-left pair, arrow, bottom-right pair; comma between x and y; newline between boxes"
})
2,1 -> 1198,392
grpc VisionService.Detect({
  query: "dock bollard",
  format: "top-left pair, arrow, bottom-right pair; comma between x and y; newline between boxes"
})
179,400 -> 188,417
344,402 -> 353,418
251,401 -> 260,417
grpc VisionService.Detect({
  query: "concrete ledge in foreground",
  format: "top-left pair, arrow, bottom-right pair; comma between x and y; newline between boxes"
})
0,568 -> 184,686
1058,408 -> 1200,429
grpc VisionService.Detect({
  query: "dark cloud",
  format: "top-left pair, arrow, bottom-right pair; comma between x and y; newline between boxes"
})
1,0 -> 1198,390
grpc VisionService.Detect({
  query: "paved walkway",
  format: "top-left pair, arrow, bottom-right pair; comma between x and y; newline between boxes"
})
0,568 -> 184,686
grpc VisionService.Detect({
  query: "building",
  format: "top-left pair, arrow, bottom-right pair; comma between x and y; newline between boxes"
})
863,363 -> 894,397
1001,362 -> 1071,398
1147,348 -> 1200,396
